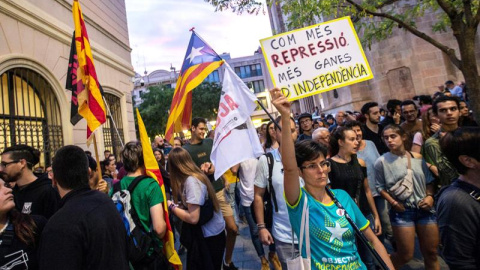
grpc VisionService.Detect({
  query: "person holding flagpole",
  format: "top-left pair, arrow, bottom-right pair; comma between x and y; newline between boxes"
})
270,88 -> 394,270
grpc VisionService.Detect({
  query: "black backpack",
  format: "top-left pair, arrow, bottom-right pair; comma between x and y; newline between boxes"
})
112,176 -> 161,266
251,152 -> 279,229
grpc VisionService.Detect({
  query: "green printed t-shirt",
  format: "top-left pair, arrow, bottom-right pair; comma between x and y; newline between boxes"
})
287,188 -> 369,270
113,176 -> 164,241
183,138 -> 225,192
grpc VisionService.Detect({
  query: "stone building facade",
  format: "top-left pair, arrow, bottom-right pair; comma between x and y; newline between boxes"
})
0,0 -> 135,167
267,1 -> 480,114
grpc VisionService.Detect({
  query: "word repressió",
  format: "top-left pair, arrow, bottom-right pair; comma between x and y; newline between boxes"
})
281,64 -> 368,98
271,33 -> 349,68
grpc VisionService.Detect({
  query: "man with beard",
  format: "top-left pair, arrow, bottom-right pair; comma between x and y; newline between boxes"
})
0,145 -> 59,219
400,100 -> 422,151
361,102 -> 389,155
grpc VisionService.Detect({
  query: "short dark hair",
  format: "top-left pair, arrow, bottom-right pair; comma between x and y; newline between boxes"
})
295,140 -> 327,168
104,150 -> 111,154
445,80 -> 454,85
440,127 -> 480,174
419,95 -> 432,105
85,151 -> 92,157
191,117 -> 207,128
361,102 -> 378,115
432,96 -> 460,114
1,145 -> 40,170
386,99 -> 402,114
52,145 -> 89,190
121,141 -> 144,173
400,100 -> 417,111
345,120 -> 362,129
87,155 -> 97,171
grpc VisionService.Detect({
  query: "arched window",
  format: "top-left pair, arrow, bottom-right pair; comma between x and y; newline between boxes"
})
103,93 -> 124,160
0,68 -> 64,168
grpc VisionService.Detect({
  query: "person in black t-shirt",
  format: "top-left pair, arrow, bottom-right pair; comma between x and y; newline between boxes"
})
0,145 -> 59,219
328,127 -> 381,270
361,102 -> 389,155
437,127 -> 480,270
39,145 -> 129,270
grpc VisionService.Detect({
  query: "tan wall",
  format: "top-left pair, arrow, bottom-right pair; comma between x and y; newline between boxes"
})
0,0 -> 136,153
318,9 -> 480,113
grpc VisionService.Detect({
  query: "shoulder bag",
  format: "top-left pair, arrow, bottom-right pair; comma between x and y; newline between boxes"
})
388,152 -> 414,201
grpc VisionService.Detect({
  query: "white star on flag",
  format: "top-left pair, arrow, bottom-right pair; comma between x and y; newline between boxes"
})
326,221 -> 348,243
186,46 -> 204,63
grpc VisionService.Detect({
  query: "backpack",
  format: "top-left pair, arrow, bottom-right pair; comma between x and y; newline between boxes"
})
251,152 -> 279,229
112,175 -> 161,265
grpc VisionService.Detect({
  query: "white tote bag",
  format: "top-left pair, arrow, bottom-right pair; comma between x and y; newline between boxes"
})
286,195 -> 311,270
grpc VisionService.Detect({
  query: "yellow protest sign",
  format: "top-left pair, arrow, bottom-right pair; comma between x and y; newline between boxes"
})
260,17 -> 373,101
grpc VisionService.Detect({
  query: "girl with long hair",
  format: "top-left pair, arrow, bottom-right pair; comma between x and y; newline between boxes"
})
0,177 -> 46,269
167,147 -> 225,270
264,121 -> 279,153
328,126 -> 382,270
375,125 -> 439,270
270,89 -> 393,270
411,108 -> 441,153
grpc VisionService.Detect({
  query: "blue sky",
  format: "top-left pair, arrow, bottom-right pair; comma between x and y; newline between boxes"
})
125,0 -> 273,74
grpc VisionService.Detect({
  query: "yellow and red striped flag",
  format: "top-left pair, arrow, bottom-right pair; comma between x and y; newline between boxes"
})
136,108 -> 182,270
165,30 -> 224,143
72,0 -> 106,139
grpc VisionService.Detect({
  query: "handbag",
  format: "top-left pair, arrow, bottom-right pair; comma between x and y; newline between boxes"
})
286,195 -> 311,270
179,196 -> 214,249
388,152 -> 414,201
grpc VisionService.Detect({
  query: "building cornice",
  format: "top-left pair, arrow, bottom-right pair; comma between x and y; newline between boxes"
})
54,0 -> 132,53
0,0 -> 135,77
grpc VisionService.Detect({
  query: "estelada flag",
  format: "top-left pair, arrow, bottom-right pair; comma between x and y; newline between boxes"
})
136,108 -> 182,270
72,0 -> 106,139
164,31 -> 224,143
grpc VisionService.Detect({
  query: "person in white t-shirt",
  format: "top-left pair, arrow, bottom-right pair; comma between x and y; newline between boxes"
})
254,115 -> 301,269
167,147 -> 226,270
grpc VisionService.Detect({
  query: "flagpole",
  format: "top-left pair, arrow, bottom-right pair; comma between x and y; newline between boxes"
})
256,100 -> 281,131
102,96 -> 125,148
92,133 -> 103,184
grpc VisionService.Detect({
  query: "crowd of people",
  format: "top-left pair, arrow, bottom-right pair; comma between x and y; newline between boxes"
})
0,80 -> 479,270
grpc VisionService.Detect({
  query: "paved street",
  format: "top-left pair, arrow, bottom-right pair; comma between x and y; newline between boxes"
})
179,221 -> 449,269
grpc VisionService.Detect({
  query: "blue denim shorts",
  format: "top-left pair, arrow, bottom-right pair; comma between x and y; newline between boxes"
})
389,207 -> 437,227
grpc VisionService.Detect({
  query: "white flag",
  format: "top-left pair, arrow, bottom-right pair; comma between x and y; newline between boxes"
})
211,63 -> 264,180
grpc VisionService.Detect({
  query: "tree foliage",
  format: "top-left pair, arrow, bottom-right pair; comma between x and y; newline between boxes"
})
206,0 -> 480,122
138,82 -> 222,137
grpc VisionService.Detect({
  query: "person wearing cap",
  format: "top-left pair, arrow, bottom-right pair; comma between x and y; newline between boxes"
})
297,112 -> 314,141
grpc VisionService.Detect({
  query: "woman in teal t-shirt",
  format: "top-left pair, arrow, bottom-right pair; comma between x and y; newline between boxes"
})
270,88 -> 394,270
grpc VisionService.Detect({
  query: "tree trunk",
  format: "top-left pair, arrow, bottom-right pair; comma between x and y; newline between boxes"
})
452,24 -> 480,123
